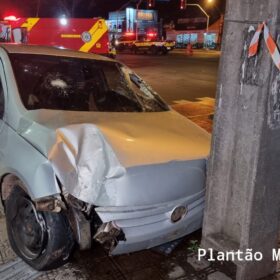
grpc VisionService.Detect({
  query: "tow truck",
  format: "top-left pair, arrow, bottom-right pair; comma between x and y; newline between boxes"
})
0,16 -> 116,57
115,32 -> 175,55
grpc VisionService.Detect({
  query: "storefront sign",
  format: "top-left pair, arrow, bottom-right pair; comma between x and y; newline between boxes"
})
137,11 -> 154,21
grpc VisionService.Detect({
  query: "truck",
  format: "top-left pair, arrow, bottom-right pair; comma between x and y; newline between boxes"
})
115,32 -> 175,55
0,16 -> 116,57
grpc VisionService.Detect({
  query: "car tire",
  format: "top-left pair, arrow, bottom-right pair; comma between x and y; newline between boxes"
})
131,45 -> 138,54
5,186 -> 75,271
150,45 -> 158,55
160,47 -> 168,55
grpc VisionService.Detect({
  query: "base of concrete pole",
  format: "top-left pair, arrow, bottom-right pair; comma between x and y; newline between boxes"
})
201,1 -> 280,279
202,233 -> 276,280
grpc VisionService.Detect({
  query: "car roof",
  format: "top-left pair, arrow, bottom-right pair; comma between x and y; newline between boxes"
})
0,43 -> 113,62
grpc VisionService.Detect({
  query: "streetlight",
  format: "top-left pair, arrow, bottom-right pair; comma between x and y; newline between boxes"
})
205,0 -> 224,50
180,0 -> 186,9
179,1 -> 210,48
186,4 -> 210,35
148,0 -> 155,8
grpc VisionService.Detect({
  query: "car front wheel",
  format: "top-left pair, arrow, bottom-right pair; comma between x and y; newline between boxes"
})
5,186 -> 74,271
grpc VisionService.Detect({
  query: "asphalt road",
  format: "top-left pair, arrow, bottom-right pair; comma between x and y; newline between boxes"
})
116,49 -> 220,105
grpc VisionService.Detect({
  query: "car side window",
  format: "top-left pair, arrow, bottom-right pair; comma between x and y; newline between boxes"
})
0,79 -> 4,119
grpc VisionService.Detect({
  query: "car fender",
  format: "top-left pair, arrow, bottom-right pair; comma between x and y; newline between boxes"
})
0,122 -> 60,201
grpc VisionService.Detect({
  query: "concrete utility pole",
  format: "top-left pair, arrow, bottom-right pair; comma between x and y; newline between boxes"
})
202,1 -> 280,279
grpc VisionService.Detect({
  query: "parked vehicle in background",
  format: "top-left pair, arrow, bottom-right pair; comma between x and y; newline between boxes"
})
0,16 -> 116,58
0,44 -> 210,271
115,32 -> 175,55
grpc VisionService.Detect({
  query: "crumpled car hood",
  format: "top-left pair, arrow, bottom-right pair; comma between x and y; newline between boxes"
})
17,110 -> 210,205
20,110 -> 211,168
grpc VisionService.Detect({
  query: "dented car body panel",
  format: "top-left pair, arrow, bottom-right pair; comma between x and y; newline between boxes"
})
0,122 -> 60,200
22,109 -> 209,206
96,190 -> 205,254
0,44 -> 210,255
0,47 -> 60,200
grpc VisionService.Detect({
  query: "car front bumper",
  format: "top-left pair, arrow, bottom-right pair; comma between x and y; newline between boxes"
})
95,190 -> 204,255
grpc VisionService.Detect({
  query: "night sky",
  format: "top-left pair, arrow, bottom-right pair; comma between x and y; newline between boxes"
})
0,0 -> 226,24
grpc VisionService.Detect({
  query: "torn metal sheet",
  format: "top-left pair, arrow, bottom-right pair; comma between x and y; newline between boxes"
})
94,221 -> 125,252
48,124 -> 126,205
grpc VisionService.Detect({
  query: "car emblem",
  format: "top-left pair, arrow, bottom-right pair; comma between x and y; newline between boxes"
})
170,206 -> 187,223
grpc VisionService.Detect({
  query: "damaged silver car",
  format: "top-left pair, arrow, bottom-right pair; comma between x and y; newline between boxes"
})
0,44 -> 210,270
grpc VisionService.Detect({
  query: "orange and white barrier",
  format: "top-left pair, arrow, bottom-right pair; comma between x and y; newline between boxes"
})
248,22 -> 264,57
248,22 -> 280,70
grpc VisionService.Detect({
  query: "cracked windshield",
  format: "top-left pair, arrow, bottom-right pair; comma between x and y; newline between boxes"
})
10,53 -> 168,112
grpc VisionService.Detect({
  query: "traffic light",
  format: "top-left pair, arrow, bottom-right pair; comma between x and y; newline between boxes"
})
148,0 -> 155,8
180,0 -> 186,9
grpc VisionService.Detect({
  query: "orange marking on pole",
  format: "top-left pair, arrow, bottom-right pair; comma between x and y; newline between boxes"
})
249,43 -> 259,57
248,23 -> 264,57
266,35 -> 276,55
249,22 -> 280,71
256,23 -> 264,32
